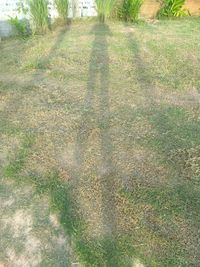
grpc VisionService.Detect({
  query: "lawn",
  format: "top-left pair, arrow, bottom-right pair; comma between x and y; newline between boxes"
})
0,17 -> 200,267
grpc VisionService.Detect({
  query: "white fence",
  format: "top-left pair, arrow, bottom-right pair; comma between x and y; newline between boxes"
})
0,0 -> 97,37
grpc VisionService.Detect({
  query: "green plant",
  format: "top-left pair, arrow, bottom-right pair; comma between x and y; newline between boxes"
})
95,0 -> 116,23
54,0 -> 69,21
8,16 -> 29,37
28,0 -> 49,34
157,0 -> 188,18
121,0 -> 143,21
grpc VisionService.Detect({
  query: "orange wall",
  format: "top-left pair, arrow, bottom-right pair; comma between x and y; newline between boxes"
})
141,0 -> 200,18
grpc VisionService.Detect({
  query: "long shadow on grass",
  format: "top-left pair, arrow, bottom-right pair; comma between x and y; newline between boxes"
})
124,25 -> 200,266
71,23 -> 132,267
125,25 -> 200,207
0,21 -> 71,136
75,23 -> 115,234
0,21 -> 73,265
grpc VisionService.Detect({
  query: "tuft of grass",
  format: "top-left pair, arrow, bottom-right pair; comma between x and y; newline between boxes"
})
121,0 -> 143,21
95,0 -> 116,22
54,0 -> 69,21
28,0 -> 49,34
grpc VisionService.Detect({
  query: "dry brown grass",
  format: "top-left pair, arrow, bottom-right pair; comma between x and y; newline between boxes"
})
0,18 -> 200,266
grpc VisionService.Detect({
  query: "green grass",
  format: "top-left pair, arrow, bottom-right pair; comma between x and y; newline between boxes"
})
0,17 -> 200,267
96,0 -> 116,22
29,0 -> 49,34
55,0 -> 69,21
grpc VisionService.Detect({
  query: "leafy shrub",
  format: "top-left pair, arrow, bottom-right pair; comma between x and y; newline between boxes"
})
157,0 -> 188,18
54,0 -> 69,21
121,0 -> 143,21
95,0 -> 116,22
28,0 -> 49,34
8,16 -> 30,37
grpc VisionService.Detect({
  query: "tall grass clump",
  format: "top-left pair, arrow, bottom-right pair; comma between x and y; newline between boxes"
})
121,0 -> 143,21
157,0 -> 188,18
95,0 -> 116,22
28,0 -> 49,34
54,0 -> 69,21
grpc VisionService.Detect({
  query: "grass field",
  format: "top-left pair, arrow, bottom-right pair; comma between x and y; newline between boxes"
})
0,17 -> 200,267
